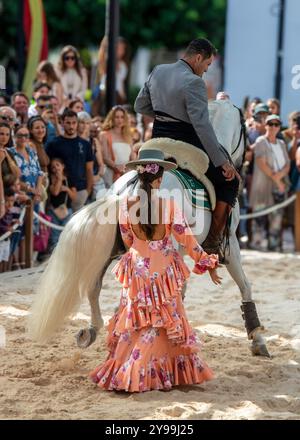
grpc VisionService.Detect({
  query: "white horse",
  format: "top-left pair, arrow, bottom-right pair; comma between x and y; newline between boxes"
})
28,100 -> 270,357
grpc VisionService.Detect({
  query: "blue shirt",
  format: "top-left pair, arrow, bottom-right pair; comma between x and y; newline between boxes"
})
46,136 -> 93,191
9,146 -> 43,188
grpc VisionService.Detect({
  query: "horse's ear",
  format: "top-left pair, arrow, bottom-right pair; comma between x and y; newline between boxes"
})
166,156 -> 177,164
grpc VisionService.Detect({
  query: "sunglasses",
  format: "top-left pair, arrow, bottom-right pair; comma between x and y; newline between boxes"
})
267,122 -> 280,127
0,115 -> 15,122
64,55 -> 76,61
16,133 -> 29,138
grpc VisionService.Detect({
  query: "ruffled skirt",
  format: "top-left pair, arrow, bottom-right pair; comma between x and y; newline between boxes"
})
89,252 -> 214,392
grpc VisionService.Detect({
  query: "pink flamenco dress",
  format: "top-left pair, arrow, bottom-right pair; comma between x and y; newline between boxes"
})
89,198 -> 218,392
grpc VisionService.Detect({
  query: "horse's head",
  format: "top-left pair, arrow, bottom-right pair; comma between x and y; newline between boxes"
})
208,100 -> 245,168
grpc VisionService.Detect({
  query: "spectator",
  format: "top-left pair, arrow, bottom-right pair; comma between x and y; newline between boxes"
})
249,115 -> 290,251
0,122 -> 20,198
100,105 -> 133,187
27,116 -> 50,173
90,119 -> 106,200
0,106 -> 17,134
46,109 -> 93,211
56,45 -> 88,105
0,188 -> 17,272
69,98 -> 84,114
77,111 -> 92,140
143,122 -> 153,141
36,61 -> 64,110
267,98 -> 280,116
11,92 -> 30,124
9,125 -> 43,203
48,158 -> 76,250
0,93 -> 9,107
94,36 -> 130,116
28,82 -> 51,118
5,176 -> 29,270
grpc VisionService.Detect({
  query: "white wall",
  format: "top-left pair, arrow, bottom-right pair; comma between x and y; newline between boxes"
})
280,0 -> 300,120
224,0 -> 300,123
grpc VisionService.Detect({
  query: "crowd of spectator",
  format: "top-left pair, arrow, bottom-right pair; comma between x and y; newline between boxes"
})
0,43 -> 300,273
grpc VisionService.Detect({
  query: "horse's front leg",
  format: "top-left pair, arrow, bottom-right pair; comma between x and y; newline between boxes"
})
76,263 -> 110,349
225,233 -> 270,358
76,228 -> 126,348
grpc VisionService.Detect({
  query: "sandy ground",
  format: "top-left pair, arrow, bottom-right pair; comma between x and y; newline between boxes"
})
0,250 -> 299,420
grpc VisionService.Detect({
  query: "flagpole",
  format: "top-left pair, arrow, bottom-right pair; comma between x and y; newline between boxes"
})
17,0 -> 26,90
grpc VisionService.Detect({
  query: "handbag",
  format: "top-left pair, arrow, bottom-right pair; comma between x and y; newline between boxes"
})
272,188 -> 286,204
33,212 -> 52,252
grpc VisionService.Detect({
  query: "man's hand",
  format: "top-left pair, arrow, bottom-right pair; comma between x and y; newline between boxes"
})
222,161 -> 241,182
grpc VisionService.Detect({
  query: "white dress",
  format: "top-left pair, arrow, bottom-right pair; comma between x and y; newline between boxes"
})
103,141 -> 131,188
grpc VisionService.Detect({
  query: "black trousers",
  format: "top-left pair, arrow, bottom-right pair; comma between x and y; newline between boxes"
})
152,118 -> 239,207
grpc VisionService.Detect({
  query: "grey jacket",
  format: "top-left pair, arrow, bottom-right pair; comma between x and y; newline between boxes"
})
134,59 -> 227,167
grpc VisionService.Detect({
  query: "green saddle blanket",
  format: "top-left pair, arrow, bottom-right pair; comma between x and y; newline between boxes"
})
170,169 -> 212,211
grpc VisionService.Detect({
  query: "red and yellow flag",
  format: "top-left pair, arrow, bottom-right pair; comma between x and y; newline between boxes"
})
22,0 -> 48,97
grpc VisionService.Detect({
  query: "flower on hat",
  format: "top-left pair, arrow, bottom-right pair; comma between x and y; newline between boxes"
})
136,163 -> 160,174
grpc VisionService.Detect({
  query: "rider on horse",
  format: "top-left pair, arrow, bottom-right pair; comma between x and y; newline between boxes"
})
134,38 -> 241,261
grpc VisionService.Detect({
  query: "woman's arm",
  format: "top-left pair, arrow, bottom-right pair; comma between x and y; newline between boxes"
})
61,184 -> 77,201
100,132 -> 118,171
5,151 -> 21,178
0,172 -> 5,219
49,174 -> 63,196
170,200 -> 219,274
256,156 -> 278,181
94,138 -> 105,176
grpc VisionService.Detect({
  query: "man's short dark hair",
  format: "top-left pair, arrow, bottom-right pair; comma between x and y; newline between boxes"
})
62,108 -> 78,121
184,38 -> 217,59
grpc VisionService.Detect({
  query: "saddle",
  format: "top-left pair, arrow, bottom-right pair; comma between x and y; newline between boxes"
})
139,137 -> 216,210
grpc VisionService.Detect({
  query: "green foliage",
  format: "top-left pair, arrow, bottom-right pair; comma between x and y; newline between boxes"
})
0,0 -> 227,61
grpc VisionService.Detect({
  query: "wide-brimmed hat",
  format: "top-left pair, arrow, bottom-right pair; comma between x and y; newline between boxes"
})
126,149 -> 177,172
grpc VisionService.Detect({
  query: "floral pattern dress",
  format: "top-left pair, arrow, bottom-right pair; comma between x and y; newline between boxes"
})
89,197 -> 218,392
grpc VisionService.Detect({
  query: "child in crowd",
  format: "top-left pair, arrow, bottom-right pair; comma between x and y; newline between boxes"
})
48,158 -> 77,250
0,188 -> 20,272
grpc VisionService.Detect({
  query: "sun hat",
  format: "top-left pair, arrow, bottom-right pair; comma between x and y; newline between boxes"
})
126,149 -> 177,172
265,114 -> 281,124
254,103 -> 269,115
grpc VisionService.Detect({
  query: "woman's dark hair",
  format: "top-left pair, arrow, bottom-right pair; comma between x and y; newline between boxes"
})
184,38 -> 217,59
27,116 -> 47,143
0,122 -> 12,147
137,166 -> 164,240
49,157 -> 67,177
37,60 -> 60,86
14,124 -> 29,135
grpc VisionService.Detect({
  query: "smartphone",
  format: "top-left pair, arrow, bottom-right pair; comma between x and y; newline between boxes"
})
45,103 -> 53,110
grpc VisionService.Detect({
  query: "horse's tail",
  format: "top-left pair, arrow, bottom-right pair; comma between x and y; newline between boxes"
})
28,195 -> 119,343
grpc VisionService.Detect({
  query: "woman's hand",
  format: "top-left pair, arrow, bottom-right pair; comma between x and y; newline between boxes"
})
276,180 -> 286,193
0,149 -> 6,164
208,267 -> 222,285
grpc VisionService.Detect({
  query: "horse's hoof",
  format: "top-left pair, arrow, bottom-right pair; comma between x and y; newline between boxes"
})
251,342 -> 271,358
76,327 -> 97,348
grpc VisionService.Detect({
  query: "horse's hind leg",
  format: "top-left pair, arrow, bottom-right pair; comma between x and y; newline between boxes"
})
225,233 -> 270,357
